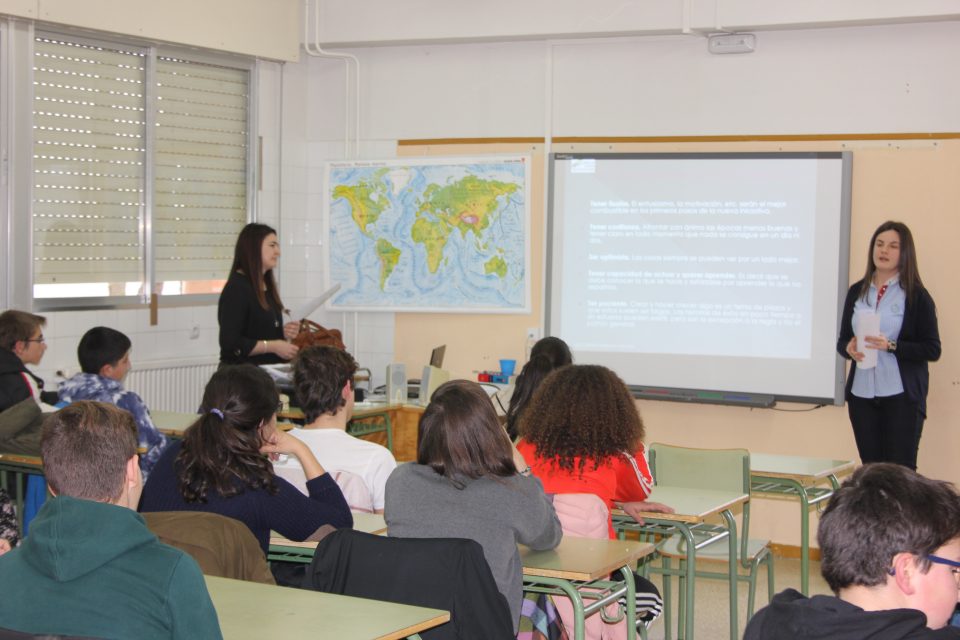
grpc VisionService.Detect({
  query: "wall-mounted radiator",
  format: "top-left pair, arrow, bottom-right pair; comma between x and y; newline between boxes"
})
125,360 -> 219,414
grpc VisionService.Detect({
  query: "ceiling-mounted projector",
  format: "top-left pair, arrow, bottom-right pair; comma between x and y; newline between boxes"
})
708,33 -> 756,55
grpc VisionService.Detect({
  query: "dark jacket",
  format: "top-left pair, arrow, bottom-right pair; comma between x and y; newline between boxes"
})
217,271 -> 285,365
304,529 -> 515,640
836,280 -> 941,416
0,397 -> 44,456
140,439 -> 353,554
745,589 -> 960,640
0,348 -> 57,414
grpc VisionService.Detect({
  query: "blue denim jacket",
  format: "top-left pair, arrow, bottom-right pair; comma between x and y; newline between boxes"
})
58,373 -> 168,478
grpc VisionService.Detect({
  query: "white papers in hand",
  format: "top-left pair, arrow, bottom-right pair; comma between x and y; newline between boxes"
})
288,283 -> 342,321
855,311 -> 881,370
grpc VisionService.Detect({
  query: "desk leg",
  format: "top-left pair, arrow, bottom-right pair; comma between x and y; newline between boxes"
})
797,484 -> 811,596
721,509 -> 739,640
618,565 -> 637,640
677,525 -> 696,640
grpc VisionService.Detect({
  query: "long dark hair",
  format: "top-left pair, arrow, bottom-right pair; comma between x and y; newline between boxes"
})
858,220 -> 924,303
418,379 -> 517,487
177,365 -> 279,502
520,364 -> 644,474
230,222 -> 285,311
505,336 -> 573,440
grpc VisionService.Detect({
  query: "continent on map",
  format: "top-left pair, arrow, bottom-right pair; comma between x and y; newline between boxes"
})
410,215 -> 451,274
418,175 -> 518,239
375,238 -> 402,290
412,175 -> 519,274
484,255 -> 507,278
332,168 -> 389,237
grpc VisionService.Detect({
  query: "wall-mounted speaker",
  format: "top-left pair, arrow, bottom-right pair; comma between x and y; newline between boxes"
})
386,363 -> 407,404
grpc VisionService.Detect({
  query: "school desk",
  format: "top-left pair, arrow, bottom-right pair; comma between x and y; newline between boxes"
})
750,453 -> 855,595
270,529 -> 653,640
520,536 -> 656,640
152,410 -> 295,437
278,402 -> 425,460
268,512 -> 388,562
613,485 -> 750,640
204,575 -> 449,639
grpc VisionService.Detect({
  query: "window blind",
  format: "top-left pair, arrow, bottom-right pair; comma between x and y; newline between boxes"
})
32,35 -> 145,295
154,56 -> 248,290
31,33 -> 250,301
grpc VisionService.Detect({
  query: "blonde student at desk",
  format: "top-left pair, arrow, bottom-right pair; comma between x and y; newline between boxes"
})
516,364 -> 673,630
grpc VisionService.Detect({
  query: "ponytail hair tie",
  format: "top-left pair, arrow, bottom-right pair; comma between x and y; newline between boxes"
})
210,408 -> 225,420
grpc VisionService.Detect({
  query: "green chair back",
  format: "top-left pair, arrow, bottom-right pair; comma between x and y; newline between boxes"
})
649,443 -> 750,495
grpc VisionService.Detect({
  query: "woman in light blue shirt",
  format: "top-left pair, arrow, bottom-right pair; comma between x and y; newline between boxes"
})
836,221 -> 941,470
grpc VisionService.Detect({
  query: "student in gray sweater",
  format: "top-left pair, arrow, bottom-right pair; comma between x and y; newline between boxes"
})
385,379 -> 562,633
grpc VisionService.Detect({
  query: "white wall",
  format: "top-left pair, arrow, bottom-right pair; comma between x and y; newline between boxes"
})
0,0 -> 300,61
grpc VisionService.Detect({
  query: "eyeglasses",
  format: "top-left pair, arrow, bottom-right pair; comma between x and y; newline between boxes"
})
24,335 -> 45,344
927,554 -> 960,586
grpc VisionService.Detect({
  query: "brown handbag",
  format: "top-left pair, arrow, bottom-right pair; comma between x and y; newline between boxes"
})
292,319 -> 346,351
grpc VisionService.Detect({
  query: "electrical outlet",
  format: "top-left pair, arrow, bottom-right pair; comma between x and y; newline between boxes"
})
526,327 -> 540,342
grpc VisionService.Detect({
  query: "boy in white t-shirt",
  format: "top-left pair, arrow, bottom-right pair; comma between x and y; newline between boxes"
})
276,345 -> 396,513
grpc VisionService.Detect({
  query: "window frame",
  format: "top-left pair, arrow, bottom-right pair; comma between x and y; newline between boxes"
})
2,19 -> 258,312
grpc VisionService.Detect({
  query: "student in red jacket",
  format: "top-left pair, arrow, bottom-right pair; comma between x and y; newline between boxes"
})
515,364 -> 674,630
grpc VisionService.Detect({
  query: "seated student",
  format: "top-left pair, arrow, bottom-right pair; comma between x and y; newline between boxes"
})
502,336 -> 573,440
140,364 -> 352,555
0,401 -> 221,639
492,336 -> 571,422
0,309 -> 58,413
274,345 -> 396,513
745,463 -> 960,639
58,326 -> 169,477
516,364 -> 674,629
385,379 -> 562,634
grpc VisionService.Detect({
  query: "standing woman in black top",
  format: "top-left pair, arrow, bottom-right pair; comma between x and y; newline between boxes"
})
836,221 -> 941,470
218,223 -> 300,365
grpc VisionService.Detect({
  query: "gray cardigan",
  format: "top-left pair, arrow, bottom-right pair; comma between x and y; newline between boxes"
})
385,463 -> 563,632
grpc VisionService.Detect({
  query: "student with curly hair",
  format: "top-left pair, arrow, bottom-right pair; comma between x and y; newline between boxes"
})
140,365 -> 352,555
274,345 -> 396,512
516,364 -> 673,629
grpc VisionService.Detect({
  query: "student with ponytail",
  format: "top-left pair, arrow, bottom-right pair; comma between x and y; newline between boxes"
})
140,365 -> 352,553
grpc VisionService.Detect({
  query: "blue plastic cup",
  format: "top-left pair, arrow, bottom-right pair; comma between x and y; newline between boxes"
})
499,359 -> 517,376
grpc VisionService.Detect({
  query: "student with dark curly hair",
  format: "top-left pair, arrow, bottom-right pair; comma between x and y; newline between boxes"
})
140,365 -> 352,554
516,364 -> 673,628
516,364 -> 673,533
273,345 -> 396,512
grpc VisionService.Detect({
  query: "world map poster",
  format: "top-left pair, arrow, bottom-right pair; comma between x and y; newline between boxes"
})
325,156 -> 530,312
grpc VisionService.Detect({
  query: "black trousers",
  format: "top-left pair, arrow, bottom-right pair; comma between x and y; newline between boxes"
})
848,392 -> 924,470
